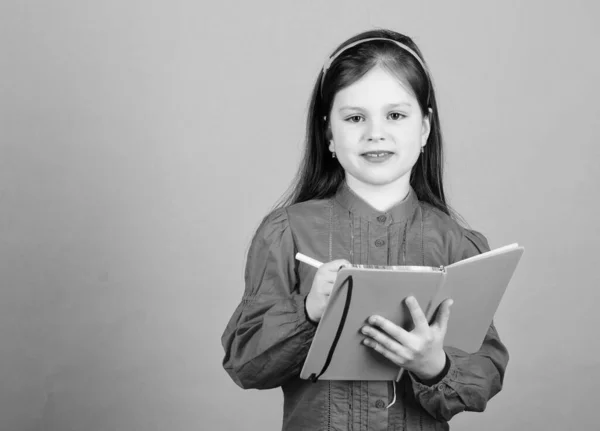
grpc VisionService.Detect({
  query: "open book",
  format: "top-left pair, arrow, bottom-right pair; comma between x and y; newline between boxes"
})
299,243 -> 524,382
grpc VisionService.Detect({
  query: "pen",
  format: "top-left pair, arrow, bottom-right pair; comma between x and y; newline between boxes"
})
295,253 -> 323,268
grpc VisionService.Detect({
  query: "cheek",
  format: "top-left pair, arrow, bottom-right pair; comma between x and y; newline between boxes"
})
331,135 -> 359,156
332,126 -> 358,144
394,121 -> 424,139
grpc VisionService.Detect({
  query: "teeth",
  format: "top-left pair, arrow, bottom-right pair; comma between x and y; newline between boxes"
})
364,152 -> 390,157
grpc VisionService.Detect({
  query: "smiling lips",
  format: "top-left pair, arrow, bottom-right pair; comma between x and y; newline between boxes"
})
361,151 -> 395,163
361,151 -> 394,157
361,150 -> 394,159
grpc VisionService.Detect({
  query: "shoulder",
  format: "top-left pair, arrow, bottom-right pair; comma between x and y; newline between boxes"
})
252,206 -> 290,245
286,198 -> 331,221
284,198 -> 332,237
461,228 -> 490,255
252,198 -> 330,246
245,207 -> 295,275
244,207 -> 297,284
420,202 -> 490,263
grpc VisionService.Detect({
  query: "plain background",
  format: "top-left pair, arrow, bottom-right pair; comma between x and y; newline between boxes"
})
1,0 -> 599,430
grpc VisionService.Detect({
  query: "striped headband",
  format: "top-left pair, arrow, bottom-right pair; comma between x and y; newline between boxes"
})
320,37 -> 429,96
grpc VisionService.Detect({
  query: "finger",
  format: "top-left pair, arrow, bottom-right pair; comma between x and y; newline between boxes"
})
433,299 -> 453,333
321,284 -> 334,295
366,315 -> 412,346
320,259 -> 351,273
315,260 -> 349,281
361,325 -> 412,358
334,259 -> 352,271
405,296 -> 429,329
362,338 -> 407,366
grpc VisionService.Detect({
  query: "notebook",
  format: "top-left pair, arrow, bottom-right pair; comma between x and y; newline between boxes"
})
299,243 -> 524,382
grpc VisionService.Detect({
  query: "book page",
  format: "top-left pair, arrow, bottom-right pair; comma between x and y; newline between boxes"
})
436,245 -> 524,353
350,264 -> 439,271
449,243 -> 520,267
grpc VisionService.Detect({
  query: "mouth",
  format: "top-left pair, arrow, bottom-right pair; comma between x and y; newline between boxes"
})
360,151 -> 395,157
360,151 -> 395,164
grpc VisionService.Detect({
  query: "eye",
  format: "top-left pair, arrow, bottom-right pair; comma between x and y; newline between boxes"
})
388,112 -> 406,121
345,115 -> 364,123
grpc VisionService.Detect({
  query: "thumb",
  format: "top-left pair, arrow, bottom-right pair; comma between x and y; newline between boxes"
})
434,298 -> 453,334
337,259 -> 352,271
324,259 -> 351,272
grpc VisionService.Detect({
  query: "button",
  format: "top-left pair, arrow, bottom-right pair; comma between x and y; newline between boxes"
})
374,239 -> 385,247
375,399 -> 386,409
437,384 -> 445,391
377,215 -> 387,223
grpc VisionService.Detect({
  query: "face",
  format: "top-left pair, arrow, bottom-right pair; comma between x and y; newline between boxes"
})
328,66 -> 431,189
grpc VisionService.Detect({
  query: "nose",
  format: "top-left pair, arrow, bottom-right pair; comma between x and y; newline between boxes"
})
367,120 -> 385,142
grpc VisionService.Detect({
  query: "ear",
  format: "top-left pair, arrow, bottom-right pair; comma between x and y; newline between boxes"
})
421,107 -> 433,148
328,139 -> 335,153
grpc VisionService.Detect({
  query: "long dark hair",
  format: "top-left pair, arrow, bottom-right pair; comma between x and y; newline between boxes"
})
272,29 -> 456,218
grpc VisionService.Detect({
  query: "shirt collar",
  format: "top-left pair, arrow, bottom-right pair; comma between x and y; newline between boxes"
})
334,181 -> 419,224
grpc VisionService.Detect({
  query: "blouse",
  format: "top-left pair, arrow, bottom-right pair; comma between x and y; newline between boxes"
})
221,182 -> 509,431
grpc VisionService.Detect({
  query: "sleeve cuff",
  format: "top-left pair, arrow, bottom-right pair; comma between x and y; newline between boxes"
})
411,353 -> 451,386
410,351 -> 459,394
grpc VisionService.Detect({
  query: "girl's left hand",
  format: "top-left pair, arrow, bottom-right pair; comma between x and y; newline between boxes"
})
361,296 -> 453,381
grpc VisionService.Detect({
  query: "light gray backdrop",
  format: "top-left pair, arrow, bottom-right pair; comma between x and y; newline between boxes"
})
1,0 -> 598,430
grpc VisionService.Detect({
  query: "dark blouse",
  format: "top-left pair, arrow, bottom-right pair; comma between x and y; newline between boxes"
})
222,183 -> 509,431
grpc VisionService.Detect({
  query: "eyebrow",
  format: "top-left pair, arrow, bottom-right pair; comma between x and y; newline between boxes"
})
338,102 -> 412,111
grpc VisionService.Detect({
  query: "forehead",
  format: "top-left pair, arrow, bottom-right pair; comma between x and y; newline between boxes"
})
332,66 -> 417,108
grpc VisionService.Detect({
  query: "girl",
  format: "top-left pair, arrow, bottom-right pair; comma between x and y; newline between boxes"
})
221,29 -> 508,431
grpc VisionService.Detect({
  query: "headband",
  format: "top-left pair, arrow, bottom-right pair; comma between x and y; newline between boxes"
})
320,37 -> 430,97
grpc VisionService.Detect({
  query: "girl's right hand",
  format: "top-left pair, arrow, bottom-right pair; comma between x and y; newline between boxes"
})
305,259 -> 351,323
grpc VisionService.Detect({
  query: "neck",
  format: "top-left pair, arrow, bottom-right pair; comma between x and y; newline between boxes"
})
345,175 -> 410,212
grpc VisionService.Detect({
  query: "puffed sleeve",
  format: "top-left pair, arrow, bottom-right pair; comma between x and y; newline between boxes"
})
221,208 -> 317,389
409,229 -> 510,421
